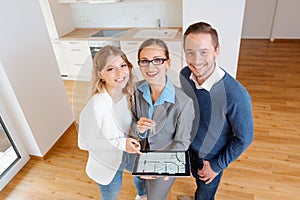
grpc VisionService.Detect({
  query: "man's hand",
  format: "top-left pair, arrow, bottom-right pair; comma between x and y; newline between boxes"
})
197,160 -> 218,184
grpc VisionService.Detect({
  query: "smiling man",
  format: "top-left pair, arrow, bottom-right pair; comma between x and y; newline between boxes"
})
179,22 -> 254,200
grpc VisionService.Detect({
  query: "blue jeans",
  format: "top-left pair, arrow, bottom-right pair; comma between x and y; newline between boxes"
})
190,149 -> 223,200
194,171 -> 223,200
97,152 -> 135,200
134,176 -> 147,196
97,169 -> 123,200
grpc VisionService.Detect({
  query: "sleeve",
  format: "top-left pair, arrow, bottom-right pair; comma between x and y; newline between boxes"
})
210,92 -> 254,173
129,91 -> 147,140
78,100 -> 127,153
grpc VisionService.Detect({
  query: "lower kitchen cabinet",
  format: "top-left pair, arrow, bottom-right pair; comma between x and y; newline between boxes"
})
120,40 -> 143,81
60,40 -> 93,81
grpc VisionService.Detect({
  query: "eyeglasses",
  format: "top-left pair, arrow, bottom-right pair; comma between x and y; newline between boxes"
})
138,58 -> 168,67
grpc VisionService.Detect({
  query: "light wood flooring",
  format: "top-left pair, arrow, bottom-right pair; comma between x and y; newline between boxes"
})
0,39 -> 300,200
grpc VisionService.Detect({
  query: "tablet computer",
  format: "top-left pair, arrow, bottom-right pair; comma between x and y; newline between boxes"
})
132,151 -> 190,176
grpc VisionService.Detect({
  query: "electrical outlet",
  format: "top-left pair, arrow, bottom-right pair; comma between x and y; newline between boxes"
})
80,16 -> 91,22
132,14 -> 139,21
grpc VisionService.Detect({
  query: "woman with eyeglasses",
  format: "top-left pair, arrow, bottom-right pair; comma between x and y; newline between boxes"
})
131,38 -> 195,200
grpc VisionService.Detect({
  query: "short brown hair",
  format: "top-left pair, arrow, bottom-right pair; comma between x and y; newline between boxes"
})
183,22 -> 219,51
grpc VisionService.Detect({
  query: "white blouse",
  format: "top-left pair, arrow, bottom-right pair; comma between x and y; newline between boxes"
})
78,91 -> 132,185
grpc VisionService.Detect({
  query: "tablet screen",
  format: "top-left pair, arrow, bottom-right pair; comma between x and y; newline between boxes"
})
132,151 -> 190,176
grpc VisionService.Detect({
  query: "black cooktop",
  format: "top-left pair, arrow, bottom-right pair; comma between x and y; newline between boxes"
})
91,30 -> 127,37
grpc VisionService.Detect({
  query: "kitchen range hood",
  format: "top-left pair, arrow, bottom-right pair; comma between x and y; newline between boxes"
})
89,0 -> 124,3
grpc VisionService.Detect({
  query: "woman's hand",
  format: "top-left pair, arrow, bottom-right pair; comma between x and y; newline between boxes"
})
137,117 -> 156,134
139,176 -> 169,181
126,138 -> 141,154
140,175 -> 158,180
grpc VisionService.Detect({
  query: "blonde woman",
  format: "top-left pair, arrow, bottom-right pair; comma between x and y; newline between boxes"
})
78,45 -> 141,200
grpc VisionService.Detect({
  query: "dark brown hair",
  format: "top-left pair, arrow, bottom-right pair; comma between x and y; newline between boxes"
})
138,38 -> 170,60
183,22 -> 219,51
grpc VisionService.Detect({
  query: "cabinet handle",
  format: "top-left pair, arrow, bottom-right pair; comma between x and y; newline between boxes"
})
126,42 -> 139,45
71,49 -> 81,52
69,41 -> 80,44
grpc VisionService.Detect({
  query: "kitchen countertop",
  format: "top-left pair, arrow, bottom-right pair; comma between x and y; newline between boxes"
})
60,27 -> 183,41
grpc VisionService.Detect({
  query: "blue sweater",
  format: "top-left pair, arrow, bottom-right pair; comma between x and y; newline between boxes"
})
180,67 -> 254,173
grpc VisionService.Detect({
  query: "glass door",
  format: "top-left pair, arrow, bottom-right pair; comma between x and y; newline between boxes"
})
0,116 -> 20,177
0,114 -> 29,191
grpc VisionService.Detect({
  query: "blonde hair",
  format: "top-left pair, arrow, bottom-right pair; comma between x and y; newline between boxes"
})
89,45 -> 134,103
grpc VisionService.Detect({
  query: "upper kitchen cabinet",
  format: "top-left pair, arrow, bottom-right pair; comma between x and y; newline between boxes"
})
58,0 -> 123,3
43,0 -> 75,38
58,0 -> 88,3
183,0 -> 245,78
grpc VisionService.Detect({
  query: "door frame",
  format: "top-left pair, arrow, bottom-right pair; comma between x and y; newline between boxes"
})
0,113 -> 30,191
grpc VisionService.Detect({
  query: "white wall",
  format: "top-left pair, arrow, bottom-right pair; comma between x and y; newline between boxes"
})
70,0 -> 182,28
68,0 -> 300,39
183,0 -> 245,78
0,61 -> 37,156
0,61 -> 30,190
271,0 -> 300,39
0,1 -> 74,156
242,0 -> 277,39
242,0 -> 300,39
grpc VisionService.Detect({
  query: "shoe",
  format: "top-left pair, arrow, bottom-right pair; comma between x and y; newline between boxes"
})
135,195 -> 147,200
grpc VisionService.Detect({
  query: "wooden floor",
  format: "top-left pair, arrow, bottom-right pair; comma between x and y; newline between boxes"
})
1,39 -> 300,200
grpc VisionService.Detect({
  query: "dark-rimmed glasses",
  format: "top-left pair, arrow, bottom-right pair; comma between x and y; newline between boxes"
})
138,58 -> 168,67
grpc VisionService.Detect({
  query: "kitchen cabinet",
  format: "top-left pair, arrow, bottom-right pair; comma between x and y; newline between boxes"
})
120,40 -> 143,81
60,40 -> 93,81
40,0 -> 75,77
120,40 -> 182,86
58,0 -> 88,3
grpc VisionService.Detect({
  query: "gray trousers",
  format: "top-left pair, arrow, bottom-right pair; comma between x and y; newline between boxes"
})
147,177 -> 176,200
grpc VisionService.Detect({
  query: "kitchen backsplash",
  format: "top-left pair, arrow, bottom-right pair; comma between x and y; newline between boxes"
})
70,0 -> 182,28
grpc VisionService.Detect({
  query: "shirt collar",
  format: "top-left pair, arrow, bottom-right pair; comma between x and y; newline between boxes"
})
189,65 -> 225,91
138,76 -> 175,106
